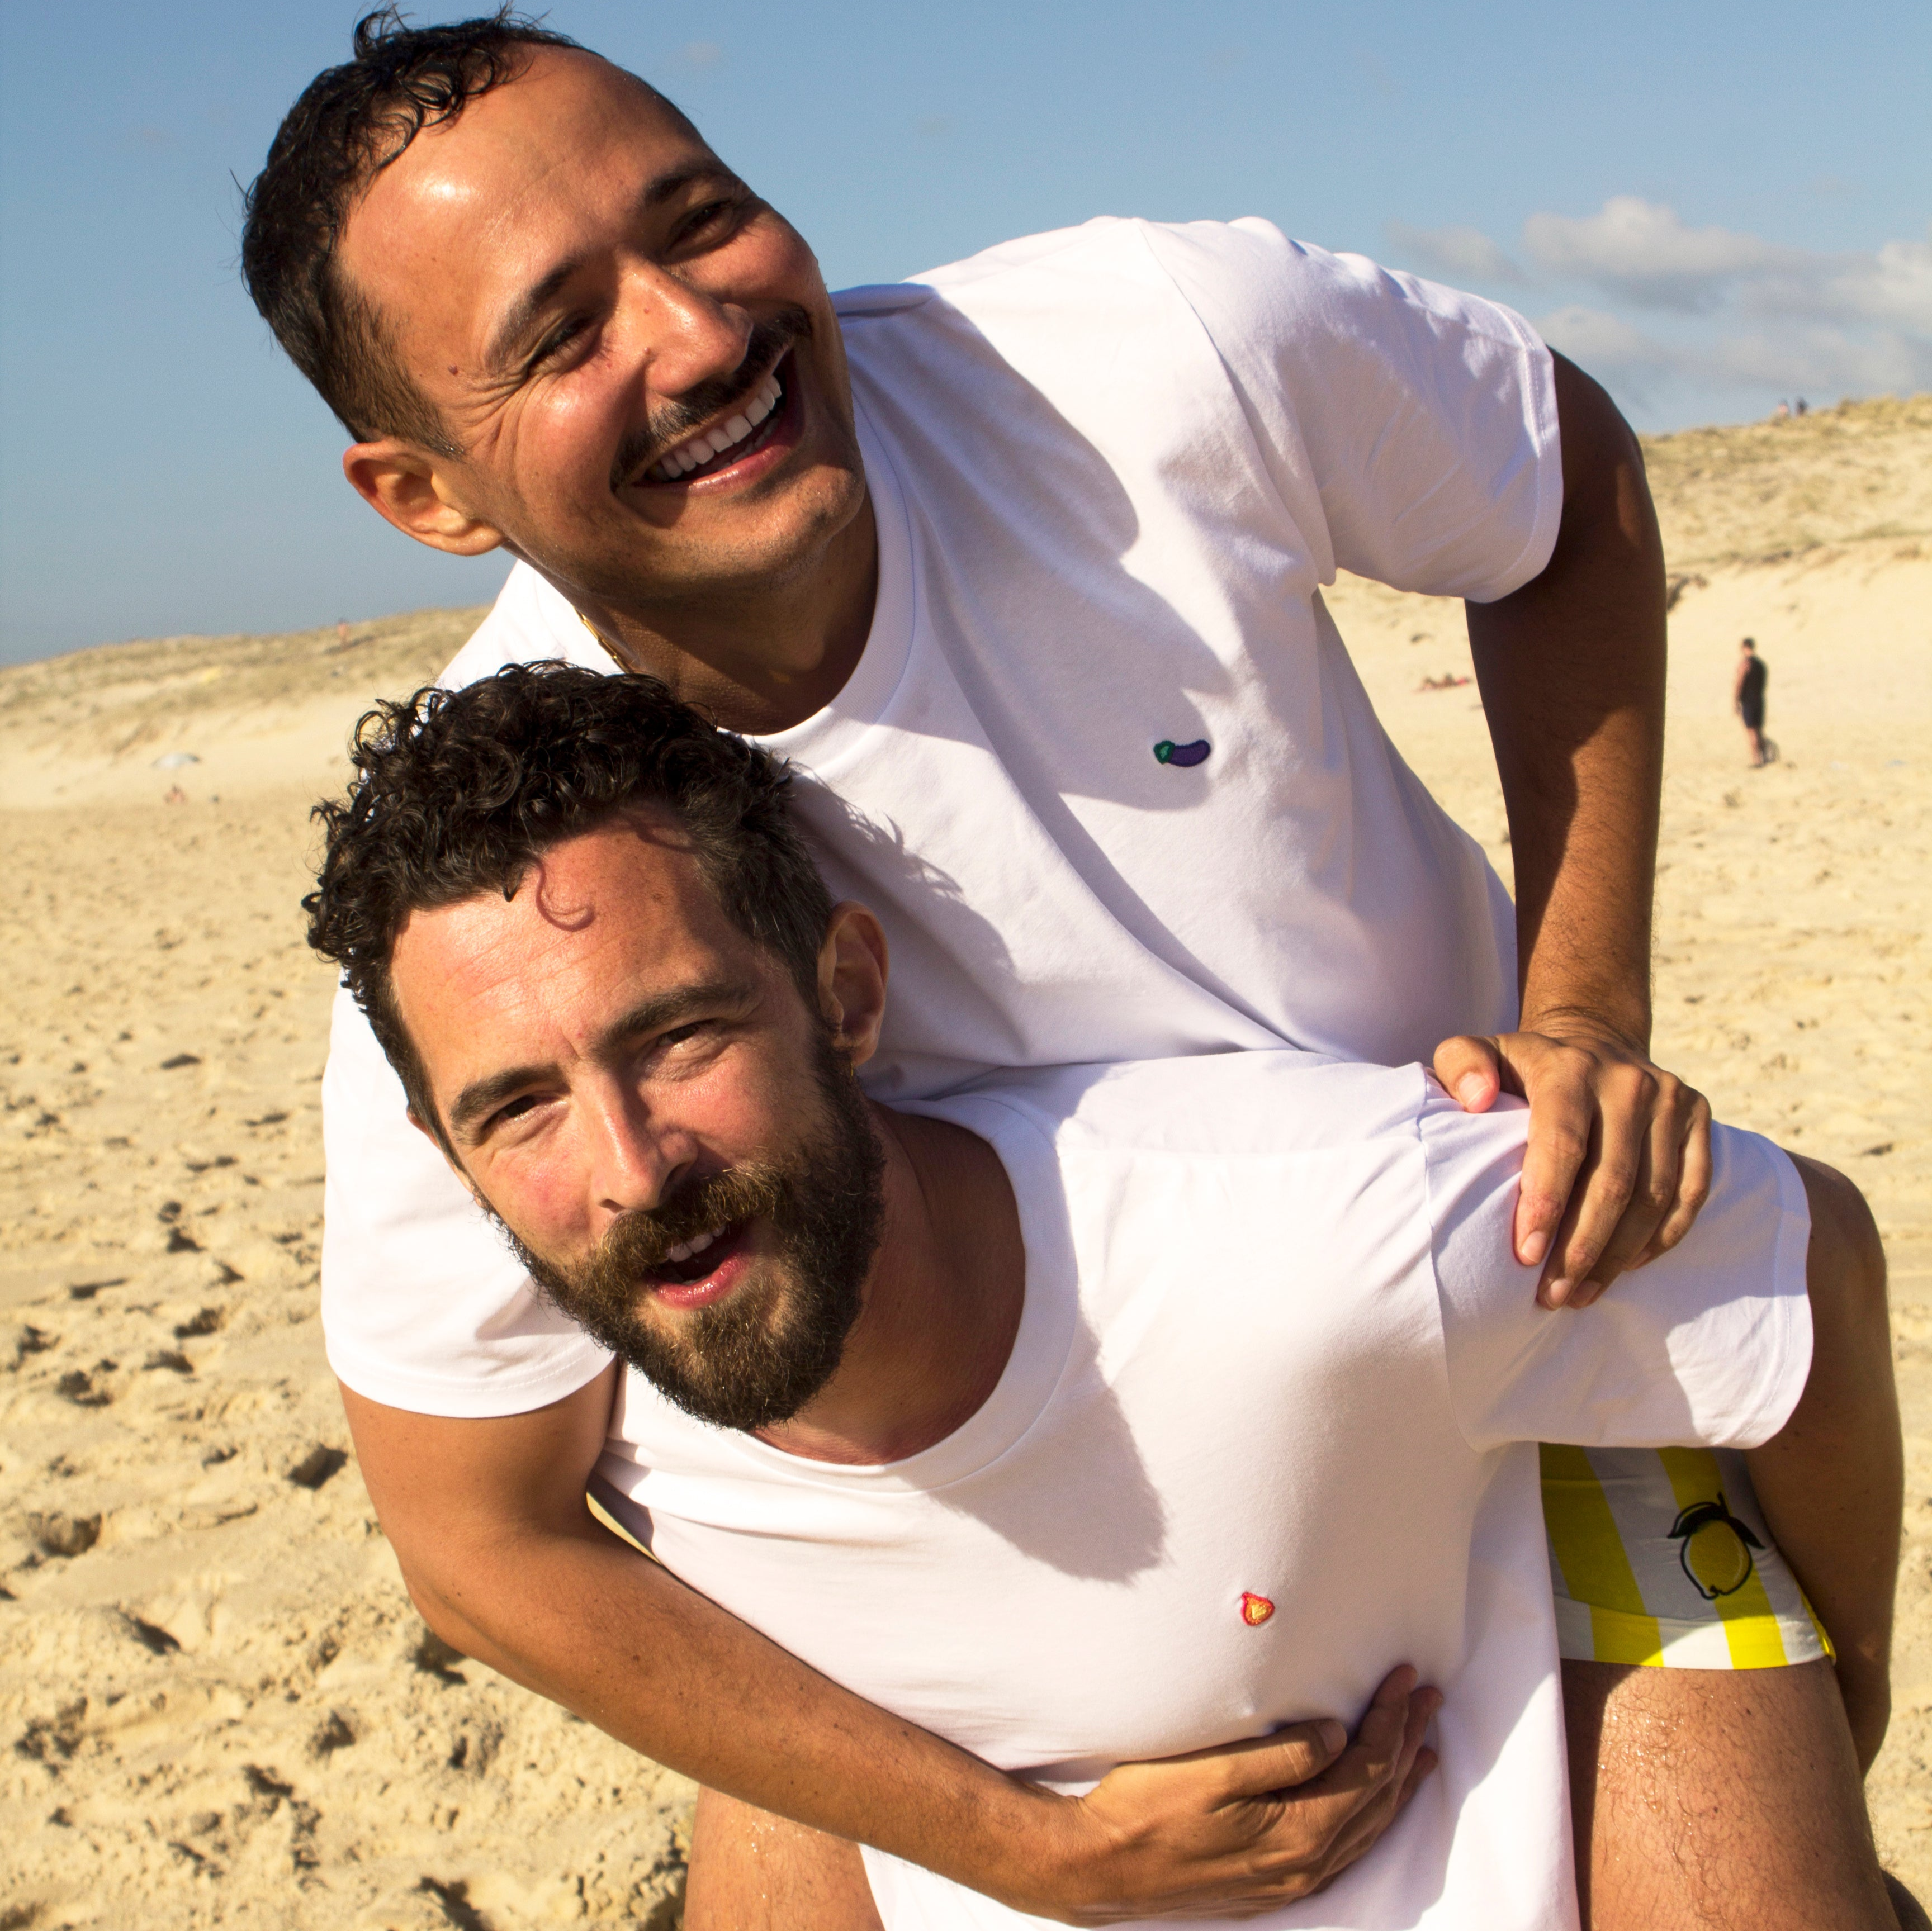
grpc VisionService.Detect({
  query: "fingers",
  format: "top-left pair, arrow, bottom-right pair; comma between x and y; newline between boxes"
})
1507,1038 -> 1592,1280
1328,1686 -> 1435,1837
1432,1035 -> 1502,1114
1505,1030 -> 1715,1308
1277,1669 -> 1423,1816
1549,1075 -> 1668,1306
1311,1688 -> 1442,1890
1199,1717 -> 1348,1797
1397,1746 -> 1439,1809
1629,1089 -> 1713,1270
1066,1672 -> 1443,1924
1552,1068 -> 1708,1309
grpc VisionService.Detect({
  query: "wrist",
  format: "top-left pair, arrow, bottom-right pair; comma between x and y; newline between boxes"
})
949,1778 -> 1094,1919
1514,1000 -> 1652,1056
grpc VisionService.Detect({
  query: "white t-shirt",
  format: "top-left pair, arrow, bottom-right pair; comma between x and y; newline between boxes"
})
321,217 -> 1563,1414
588,1052 -> 1812,1931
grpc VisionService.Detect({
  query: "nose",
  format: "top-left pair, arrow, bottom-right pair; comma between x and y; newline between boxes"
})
583,1079 -> 697,1222
621,259 -> 754,401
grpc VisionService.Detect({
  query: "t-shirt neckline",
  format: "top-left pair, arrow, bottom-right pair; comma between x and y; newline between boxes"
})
715,1097 -> 1077,1494
752,392 -> 917,763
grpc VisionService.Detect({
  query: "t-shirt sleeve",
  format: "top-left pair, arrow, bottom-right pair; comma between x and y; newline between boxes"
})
319,572 -> 618,1417
1139,217 -> 1562,602
320,983 -> 613,1417
1420,1094 -> 1813,1454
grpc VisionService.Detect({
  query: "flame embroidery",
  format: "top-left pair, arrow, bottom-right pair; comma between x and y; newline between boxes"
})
1239,1591 -> 1275,1627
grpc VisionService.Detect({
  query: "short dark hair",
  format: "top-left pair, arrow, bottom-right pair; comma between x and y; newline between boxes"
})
242,8 -> 617,449
305,663 -> 836,1145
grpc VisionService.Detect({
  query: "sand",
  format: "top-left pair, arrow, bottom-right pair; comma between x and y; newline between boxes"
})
3,394 -> 1927,1925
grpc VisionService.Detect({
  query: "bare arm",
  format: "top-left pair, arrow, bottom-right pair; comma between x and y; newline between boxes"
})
1438,350 -> 1712,1308
1745,1157 -> 1903,1771
341,1371 -> 1436,1924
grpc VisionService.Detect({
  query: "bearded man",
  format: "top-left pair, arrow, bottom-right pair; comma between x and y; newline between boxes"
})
302,663 -> 1903,1931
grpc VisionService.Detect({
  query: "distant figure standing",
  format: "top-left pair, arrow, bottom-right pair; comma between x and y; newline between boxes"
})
1735,637 -> 1773,765
1773,400 -> 1791,421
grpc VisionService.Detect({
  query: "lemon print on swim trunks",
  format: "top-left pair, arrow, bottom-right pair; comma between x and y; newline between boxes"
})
1669,1494 -> 1765,1600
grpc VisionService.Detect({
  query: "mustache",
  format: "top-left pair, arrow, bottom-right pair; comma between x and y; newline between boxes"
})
585,1163 -> 789,1283
610,307 -> 811,489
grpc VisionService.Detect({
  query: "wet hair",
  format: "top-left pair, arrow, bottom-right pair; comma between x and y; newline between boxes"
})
304,662 -> 835,1146
240,8 -> 670,450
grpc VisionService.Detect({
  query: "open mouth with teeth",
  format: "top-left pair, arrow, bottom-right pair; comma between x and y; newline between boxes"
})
647,1216 -> 756,1308
638,358 -> 793,486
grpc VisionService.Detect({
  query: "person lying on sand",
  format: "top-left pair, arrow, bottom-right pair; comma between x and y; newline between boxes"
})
305,665 -> 1904,1930
247,15 -> 1898,1921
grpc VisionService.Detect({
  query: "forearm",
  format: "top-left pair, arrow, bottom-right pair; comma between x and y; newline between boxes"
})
414,1508 -> 1060,1899
1465,353 -> 1666,1048
1744,1157 -> 1902,1766
417,1513 -> 1048,1885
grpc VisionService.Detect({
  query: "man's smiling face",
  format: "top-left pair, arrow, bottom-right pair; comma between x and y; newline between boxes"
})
337,47 -> 867,625
387,810 -> 886,1430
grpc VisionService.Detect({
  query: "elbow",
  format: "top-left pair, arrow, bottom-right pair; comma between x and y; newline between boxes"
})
394,1556 -> 477,1658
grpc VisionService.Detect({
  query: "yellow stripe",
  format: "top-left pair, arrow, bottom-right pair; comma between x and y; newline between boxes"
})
1655,1447 -> 1788,1668
1540,1444 -> 1664,1666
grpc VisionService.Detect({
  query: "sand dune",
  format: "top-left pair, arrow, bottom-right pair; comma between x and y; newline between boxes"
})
3,395 -> 1928,1924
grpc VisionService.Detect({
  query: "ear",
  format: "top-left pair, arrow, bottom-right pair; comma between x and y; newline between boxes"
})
343,440 -> 506,557
816,903 -> 889,1067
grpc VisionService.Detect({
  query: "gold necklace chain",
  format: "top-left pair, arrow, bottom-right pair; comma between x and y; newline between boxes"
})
578,611 -> 631,671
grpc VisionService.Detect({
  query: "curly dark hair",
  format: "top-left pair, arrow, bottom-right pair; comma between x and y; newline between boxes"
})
306,662 -> 835,1146
240,8 -> 675,450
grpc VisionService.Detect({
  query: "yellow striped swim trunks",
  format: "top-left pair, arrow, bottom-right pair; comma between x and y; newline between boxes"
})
1542,1443 -> 1827,1668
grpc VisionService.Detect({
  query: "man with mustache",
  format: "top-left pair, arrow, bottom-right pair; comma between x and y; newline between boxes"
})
305,663 -> 1902,1931
244,11 -> 1903,1924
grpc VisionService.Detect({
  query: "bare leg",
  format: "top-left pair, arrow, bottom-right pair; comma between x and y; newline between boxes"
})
685,1785 -> 884,1931
1565,1658 -> 1895,1929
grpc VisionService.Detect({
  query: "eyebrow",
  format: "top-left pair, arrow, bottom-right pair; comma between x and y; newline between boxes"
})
480,160 -> 737,376
445,976 -> 758,1141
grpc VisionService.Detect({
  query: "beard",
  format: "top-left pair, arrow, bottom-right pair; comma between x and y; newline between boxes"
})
503,1028 -> 887,1434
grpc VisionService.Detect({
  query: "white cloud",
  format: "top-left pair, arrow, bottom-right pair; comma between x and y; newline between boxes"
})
1386,198 -> 1930,420
1523,197 -> 1789,311
1536,305 -> 1673,374
1535,304 -> 1932,406
1384,220 -> 1524,286
1705,323 -> 1932,397
1742,227 -> 1932,333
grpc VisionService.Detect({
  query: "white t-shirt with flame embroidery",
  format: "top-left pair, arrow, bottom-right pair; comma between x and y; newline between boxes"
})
591,1053 -> 1810,1931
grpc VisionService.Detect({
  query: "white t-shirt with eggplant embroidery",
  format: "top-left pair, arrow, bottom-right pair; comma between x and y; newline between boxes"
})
588,1052 -> 1812,1931
320,217 -> 1563,1415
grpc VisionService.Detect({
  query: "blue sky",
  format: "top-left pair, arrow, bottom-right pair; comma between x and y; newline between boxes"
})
2,1 -> 1927,665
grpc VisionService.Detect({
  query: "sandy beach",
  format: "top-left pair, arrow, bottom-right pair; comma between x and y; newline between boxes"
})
3,394 -> 1928,1925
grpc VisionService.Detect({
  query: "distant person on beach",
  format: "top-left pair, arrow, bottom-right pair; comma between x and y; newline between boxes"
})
305,665 -> 1906,1931
243,12 -> 1900,1925
1736,637 -> 1773,766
